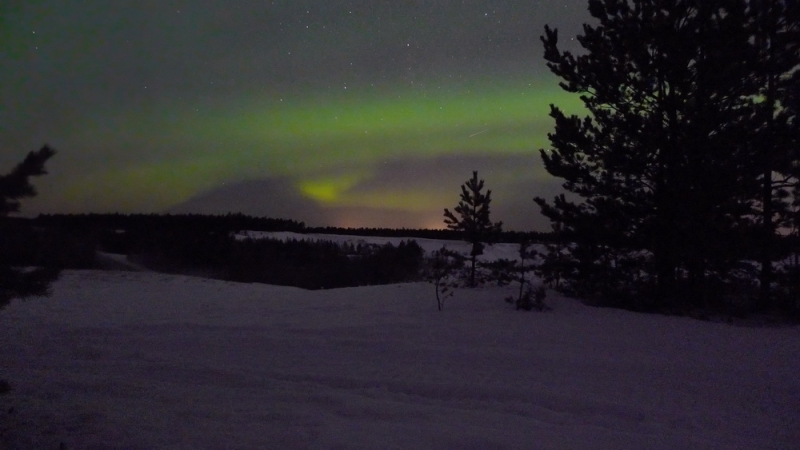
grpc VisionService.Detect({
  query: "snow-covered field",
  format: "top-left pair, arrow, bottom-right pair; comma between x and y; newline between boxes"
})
1,237 -> 799,449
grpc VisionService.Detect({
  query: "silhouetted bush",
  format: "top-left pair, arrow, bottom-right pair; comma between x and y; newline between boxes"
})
222,237 -> 423,289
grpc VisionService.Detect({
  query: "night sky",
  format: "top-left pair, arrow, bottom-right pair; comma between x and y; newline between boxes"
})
1,1 -> 590,230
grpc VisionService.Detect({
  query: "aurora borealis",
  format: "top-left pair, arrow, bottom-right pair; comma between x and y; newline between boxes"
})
1,1 -> 590,230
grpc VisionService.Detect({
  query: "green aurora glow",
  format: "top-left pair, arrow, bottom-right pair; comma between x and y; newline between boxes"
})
3,0 -> 595,229
57,79 -> 581,218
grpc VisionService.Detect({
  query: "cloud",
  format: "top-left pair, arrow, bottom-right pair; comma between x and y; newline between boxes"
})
172,154 -> 561,230
166,175 -> 457,230
168,178 -> 329,226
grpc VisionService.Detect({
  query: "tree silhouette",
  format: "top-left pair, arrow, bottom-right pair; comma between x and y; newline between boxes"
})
444,171 -> 502,287
535,1 -> 769,309
423,246 -> 466,311
0,145 -> 60,310
746,0 -> 800,309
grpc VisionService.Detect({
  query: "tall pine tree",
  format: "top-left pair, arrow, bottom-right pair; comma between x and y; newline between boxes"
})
745,0 -> 800,309
535,0 -> 759,309
444,171 -> 502,287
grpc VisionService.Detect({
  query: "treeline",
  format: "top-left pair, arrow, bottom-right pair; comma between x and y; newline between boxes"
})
305,226 -> 551,243
135,234 -> 424,289
6,213 -> 427,289
29,213 -> 550,256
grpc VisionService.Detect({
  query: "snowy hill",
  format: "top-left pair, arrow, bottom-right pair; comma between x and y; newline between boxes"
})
1,238 -> 799,448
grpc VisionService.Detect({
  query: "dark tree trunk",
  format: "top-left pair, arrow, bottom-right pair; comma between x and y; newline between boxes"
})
758,0 -> 777,311
469,252 -> 476,287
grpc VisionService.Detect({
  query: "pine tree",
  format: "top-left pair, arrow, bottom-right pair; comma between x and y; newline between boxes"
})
535,1 -> 759,308
423,246 -> 466,311
443,171 -> 503,287
745,0 -> 800,309
0,145 -> 60,310
493,241 -> 548,311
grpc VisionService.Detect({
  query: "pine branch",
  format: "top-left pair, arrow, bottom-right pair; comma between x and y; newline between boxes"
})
0,145 -> 57,216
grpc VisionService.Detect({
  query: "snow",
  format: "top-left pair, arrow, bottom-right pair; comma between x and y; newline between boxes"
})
94,252 -> 148,272
1,237 -> 799,449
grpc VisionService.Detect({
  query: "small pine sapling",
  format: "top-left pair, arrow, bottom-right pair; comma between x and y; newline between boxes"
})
514,283 -> 550,312
424,246 -> 465,311
484,258 -> 517,287
443,171 -> 502,287
499,241 -> 550,311
534,221 -> 570,290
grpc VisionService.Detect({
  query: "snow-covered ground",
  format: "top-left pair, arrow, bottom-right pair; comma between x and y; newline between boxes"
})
1,237 -> 799,449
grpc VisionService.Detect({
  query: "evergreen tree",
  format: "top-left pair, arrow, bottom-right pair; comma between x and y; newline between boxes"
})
423,246 -> 466,311
0,146 -> 60,310
535,1 -> 761,309
490,241 -> 549,311
758,0 -> 800,311
443,171 -> 503,287
745,0 -> 800,309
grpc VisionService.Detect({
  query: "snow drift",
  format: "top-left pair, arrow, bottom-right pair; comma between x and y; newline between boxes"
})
1,251 -> 798,448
